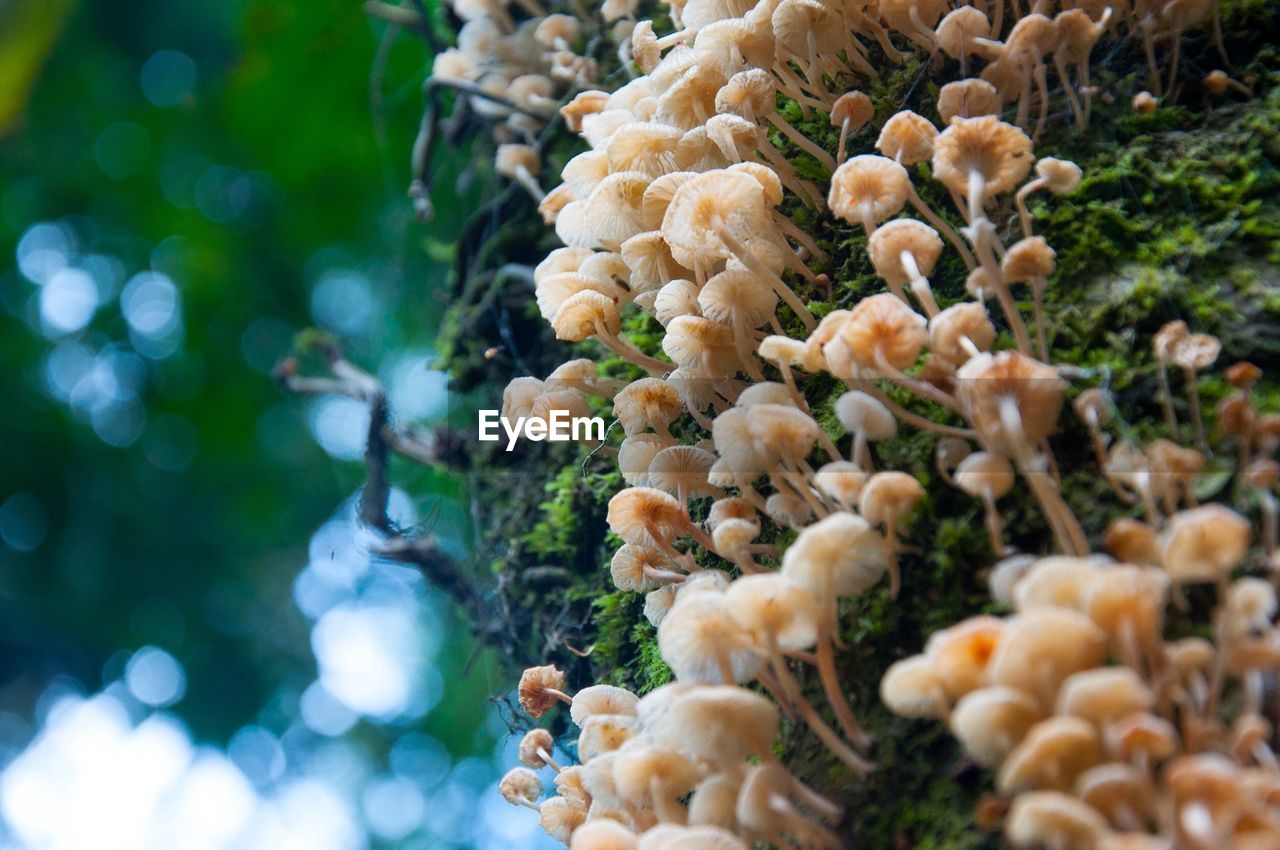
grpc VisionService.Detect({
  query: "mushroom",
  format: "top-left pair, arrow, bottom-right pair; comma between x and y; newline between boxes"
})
812,461 -> 868,513
735,763 -> 844,849
954,451 -> 1016,555
608,486 -> 717,569
989,609 -> 1107,706
867,218 -> 945,315
1158,504 -> 1251,588
930,301 -> 996,365
954,351 -> 1088,556
662,170 -> 816,329
881,655 -> 950,720
951,685 -> 1044,767
859,470 -> 925,598
1082,565 -> 1169,668
1002,235 -> 1058,359
649,444 -> 724,511
519,664 -> 573,718
834,391 -> 897,471
1170,331 -> 1220,452
612,742 -> 700,823
612,543 -> 688,591
614,378 -> 684,443
698,268 -> 778,381
937,79 -> 1003,124
688,773 -> 740,830
727,574 -> 873,773
831,90 -> 875,166
539,795 -> 588,844
877,110 -> 939,167
926,615 -> 1006,700
998,716 -> 1102,792
645,685 -> 780,770
569,820 -> 637,850
496,143 -> 546,201
520,728 -> 564,771
500,766 -> 544,811
1015,158 -> 1084,239
658,588 -> 762,684
936,6 -> 990,75
1055,8 -> 1112,127
1005,791 -> 1112,849
1075,763 -> 1157,832
553,290 -> 671,375
1012,556 -> 1103,613
1056,667 -> 1155,728
578,714 -> 637,762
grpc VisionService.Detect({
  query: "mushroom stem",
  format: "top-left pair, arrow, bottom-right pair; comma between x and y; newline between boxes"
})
852,430 -> 873,472
905,185 -> 977,269
546,688 -> 574,705
594,325 -> 672,376
514,798 -> 540,812
651,777 -> 688,825
1155,360 -> 1179,433
712,217 -> 817,331
773,655 -> 874,775
968,213 -> 1034,355
1053,53 -> 1086,130
766,114 -> 837,173
872,348 -> 965,415
787,774 -> 843,822
816,634 -> 874,751
1031,50 -> 1050,141
1030,277 -> 1049,360
774,213 -> 828,262
1014,177 -> 1047,240
981,491 -> 1008,555
537,748 -> 563,772
884,522 -> 902,598
856,382 -> 978,439
836,119 -> 853,166
731,310 -> 767,383
1181,365 -> 1210,453
998,398 -> 1089,556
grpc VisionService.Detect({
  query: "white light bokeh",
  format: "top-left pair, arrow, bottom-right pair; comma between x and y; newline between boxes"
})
307,396 -> 370,460
311,602 -> 423,720
39,268 -> 98,335
124,647 -> 187,708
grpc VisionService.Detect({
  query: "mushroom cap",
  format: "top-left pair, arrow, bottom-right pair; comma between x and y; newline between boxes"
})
781,511 -> 887,597
578,714 -> 637,761
880,655 -> 948,719
743,403 -> 820,462
702,114 -> 758,164
714,68 -> 774,119
619,434 -> 666,486
1006,13 -> 1059,57
835,293 -> 928,372
1035,157 -> 1084,194
937,79 -> 1002,124
1158,504 -> 1251,584
699,268 -> 778,328
726,161 -> 784,207
998,716 -> 1102,792
519,664 -> 568,719
1013,556 -> 1103,613
662,170 -> 768,270
812,461 -> 869,510
654,279 -> 702,326
637,825 -> 747,850
706,497 -> 758,530
537,271 -> 629,321
520,728 -> 558,768
527,389 -> 594,427
831,90 -> 874,129
734,762 -> 802,834
1056,667 -> 1154,726
951,685 -> 1044,766
1075,763 -> 1156,830
611,543 -> 679,592
658,591 -> 762,684
645,584 -> 679,627
712,517 -> 760,558
561,90 -> 611,134
562,150 -> 612,201
835,390 -> 897,441
930,301 -> 996,364
879,0 -> 950,31
585,171 -> 651,250
540,796 -> 588,844
725,573 -> 821,651
571,685 -> 641,727
1171,332 -> 1221,371
868,218 -> 945,286
876,110 -> 939,166
988,554 -> 1038,607
932,116 -> 1034,202
615,378 -> 684,436
1083,565 -> 1168,647
1103,518 -> 1161,565
553,289 -> 620,342
641,172 -> 699,230
555,201 -> 602,250
764,491 -> 813,529
649,444 -> 721,501
612,742 -> 700,805
828,155 -> 911,230
688,773 -> 740,829
1006,791 -> 1111,850
735,382 -> 797,409
1226,577 -> 1278,633
936,6 -> 991,57
504,376 -> 547,421
500,766 -> 543,805
771,0 -> 845,56
570,819 -> 638,850
1072,386 -> 1113,429
606,122 -> 684,177
954,351 -> 1065,456
710,407 -> 765,474
495,143 -> 541,180
536,246 -> 596,282
694,21 -> 775,78
954,451 -> 1015,500
608,486 -> 689,548
663,315 -> 741,380
926,615 -> 1007,699
656,64 -> 727,131
647,685 -> 779,766
989,609 -> 1107,703
1002,236 -> 1057,282
1152,320 -> 1189,362
859,471 -> 925,527
555,765 -> 592,808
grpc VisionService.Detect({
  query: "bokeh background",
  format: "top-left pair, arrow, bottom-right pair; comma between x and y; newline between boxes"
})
0,1 -> 556,846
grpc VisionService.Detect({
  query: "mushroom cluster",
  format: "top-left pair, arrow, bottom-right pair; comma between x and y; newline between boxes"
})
457,0 -> 1255,844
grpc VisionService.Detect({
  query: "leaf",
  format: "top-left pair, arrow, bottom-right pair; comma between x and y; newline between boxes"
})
0,0 -> 76,134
